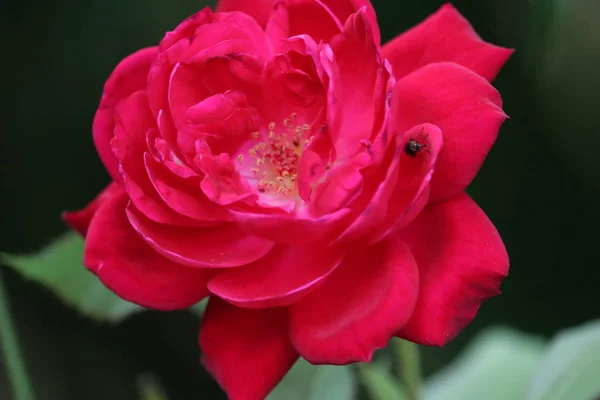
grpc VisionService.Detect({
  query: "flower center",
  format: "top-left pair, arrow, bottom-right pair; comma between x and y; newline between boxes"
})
238,113 -> 313,198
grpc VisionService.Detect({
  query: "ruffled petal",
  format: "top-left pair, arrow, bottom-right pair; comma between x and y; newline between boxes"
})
215,0 -> 274,28
196,146 -> 257,206
322,0 -> 380,45
62,182 -> 122,236
200,297 -> 298,400
327,8 -> 385,160
230,207 -> 351,243
126,205 -> 274,268
265,0 -> 380,47
178,90 -> 260,159
290,236 -> 419,364
397,194 -> 509,346
366,124 -> 442,243
281,0 -> 344,43
144,153 -> 230,222
216,0 -> 380,45
337,123 -> 442,243
148,10 -> 268,151
83,188 -> 213,310
308,150 -> 371,216
391,62 -> 506,203
382,4 -> 513,82
111,92 -> 199,226
93,47 -> 158,183
159,7 -> 213,52
208,243 -> 343,308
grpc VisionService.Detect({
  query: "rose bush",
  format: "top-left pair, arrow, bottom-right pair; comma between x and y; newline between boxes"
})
64,1 -> 512,399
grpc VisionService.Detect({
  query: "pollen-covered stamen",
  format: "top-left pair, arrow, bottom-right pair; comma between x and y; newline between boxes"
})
246,113 -> 313,196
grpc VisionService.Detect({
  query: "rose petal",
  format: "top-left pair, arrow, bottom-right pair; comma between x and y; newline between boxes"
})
327,8 -> 384,159
144,153 -> 230,222
382,4 -> 513,82
259,43 -> 326,124
337,123 -> 441,243
290,236 -> 419,364
83,188 -> 213,310
111,92 -> 199,226
208,243 -> 343,308
366,123 -> 443,243
397,193 -> 509,346
182,90 -> 259,156
216,0 -> 380,45
196,148 -> 257,206
126,205 -> 274,268
308,150 -> 372,216
93,47 -> 157,183
322,0 -> 380,45
284,0 -> 344,43
215,0 -> 274,27
230,206 -> 351,244
392,62 -> 506,203
167,62 -> 210,129
200,297 -> 298,400
199,53 -> 264,101
62,182 -> 122,236
264,0 -> 380,47
159,7 -> 213,52
149,11 -> 268,151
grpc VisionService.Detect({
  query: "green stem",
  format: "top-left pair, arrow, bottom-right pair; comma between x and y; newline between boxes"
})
0,268 -> 35,400
394,339 -> 421,400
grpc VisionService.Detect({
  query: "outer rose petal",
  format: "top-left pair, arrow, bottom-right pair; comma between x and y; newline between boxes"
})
93,47 -> 158,183
230,207 -> 351,244
208,243 -> 344,308
126,206 -> 274,268
83,188 -> 213,310
215,0 -> 274,28
397,194 -> 509,346
290,237 -> 419,364
200,298 -> 298,400
382,4 -> 513,82
62,182 -> 122,236
111,92 -> 199,226
392,62 -> 506,203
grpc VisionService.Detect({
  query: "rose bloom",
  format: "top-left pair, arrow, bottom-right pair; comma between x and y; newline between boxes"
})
64,1 -> 512,399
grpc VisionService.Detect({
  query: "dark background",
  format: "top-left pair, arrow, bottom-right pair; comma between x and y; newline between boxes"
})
2,0 -> 599,398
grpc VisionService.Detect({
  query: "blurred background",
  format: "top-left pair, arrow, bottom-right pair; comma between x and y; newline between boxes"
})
1,0 -> 599,399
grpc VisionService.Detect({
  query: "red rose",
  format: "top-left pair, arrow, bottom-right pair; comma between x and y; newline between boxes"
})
64,2 -> 512,399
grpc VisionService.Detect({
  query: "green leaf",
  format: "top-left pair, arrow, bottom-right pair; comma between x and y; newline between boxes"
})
424,327 -> 546,400
268,358 -> 356,400
357,361 -> 406,400
189,298 -> 208,317
526,320 -> 600,400
1,232 -> 142,322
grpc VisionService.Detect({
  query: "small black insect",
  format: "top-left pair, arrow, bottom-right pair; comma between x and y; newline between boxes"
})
404,132 -> 431,158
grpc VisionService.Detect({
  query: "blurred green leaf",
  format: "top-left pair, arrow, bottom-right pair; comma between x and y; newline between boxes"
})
268,358 -> 356,400
1,232 -> 142,322
357,361 -> 406,400
526,320 -> 600,400
423,327 -> 546,400
190,298 -> 208,317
